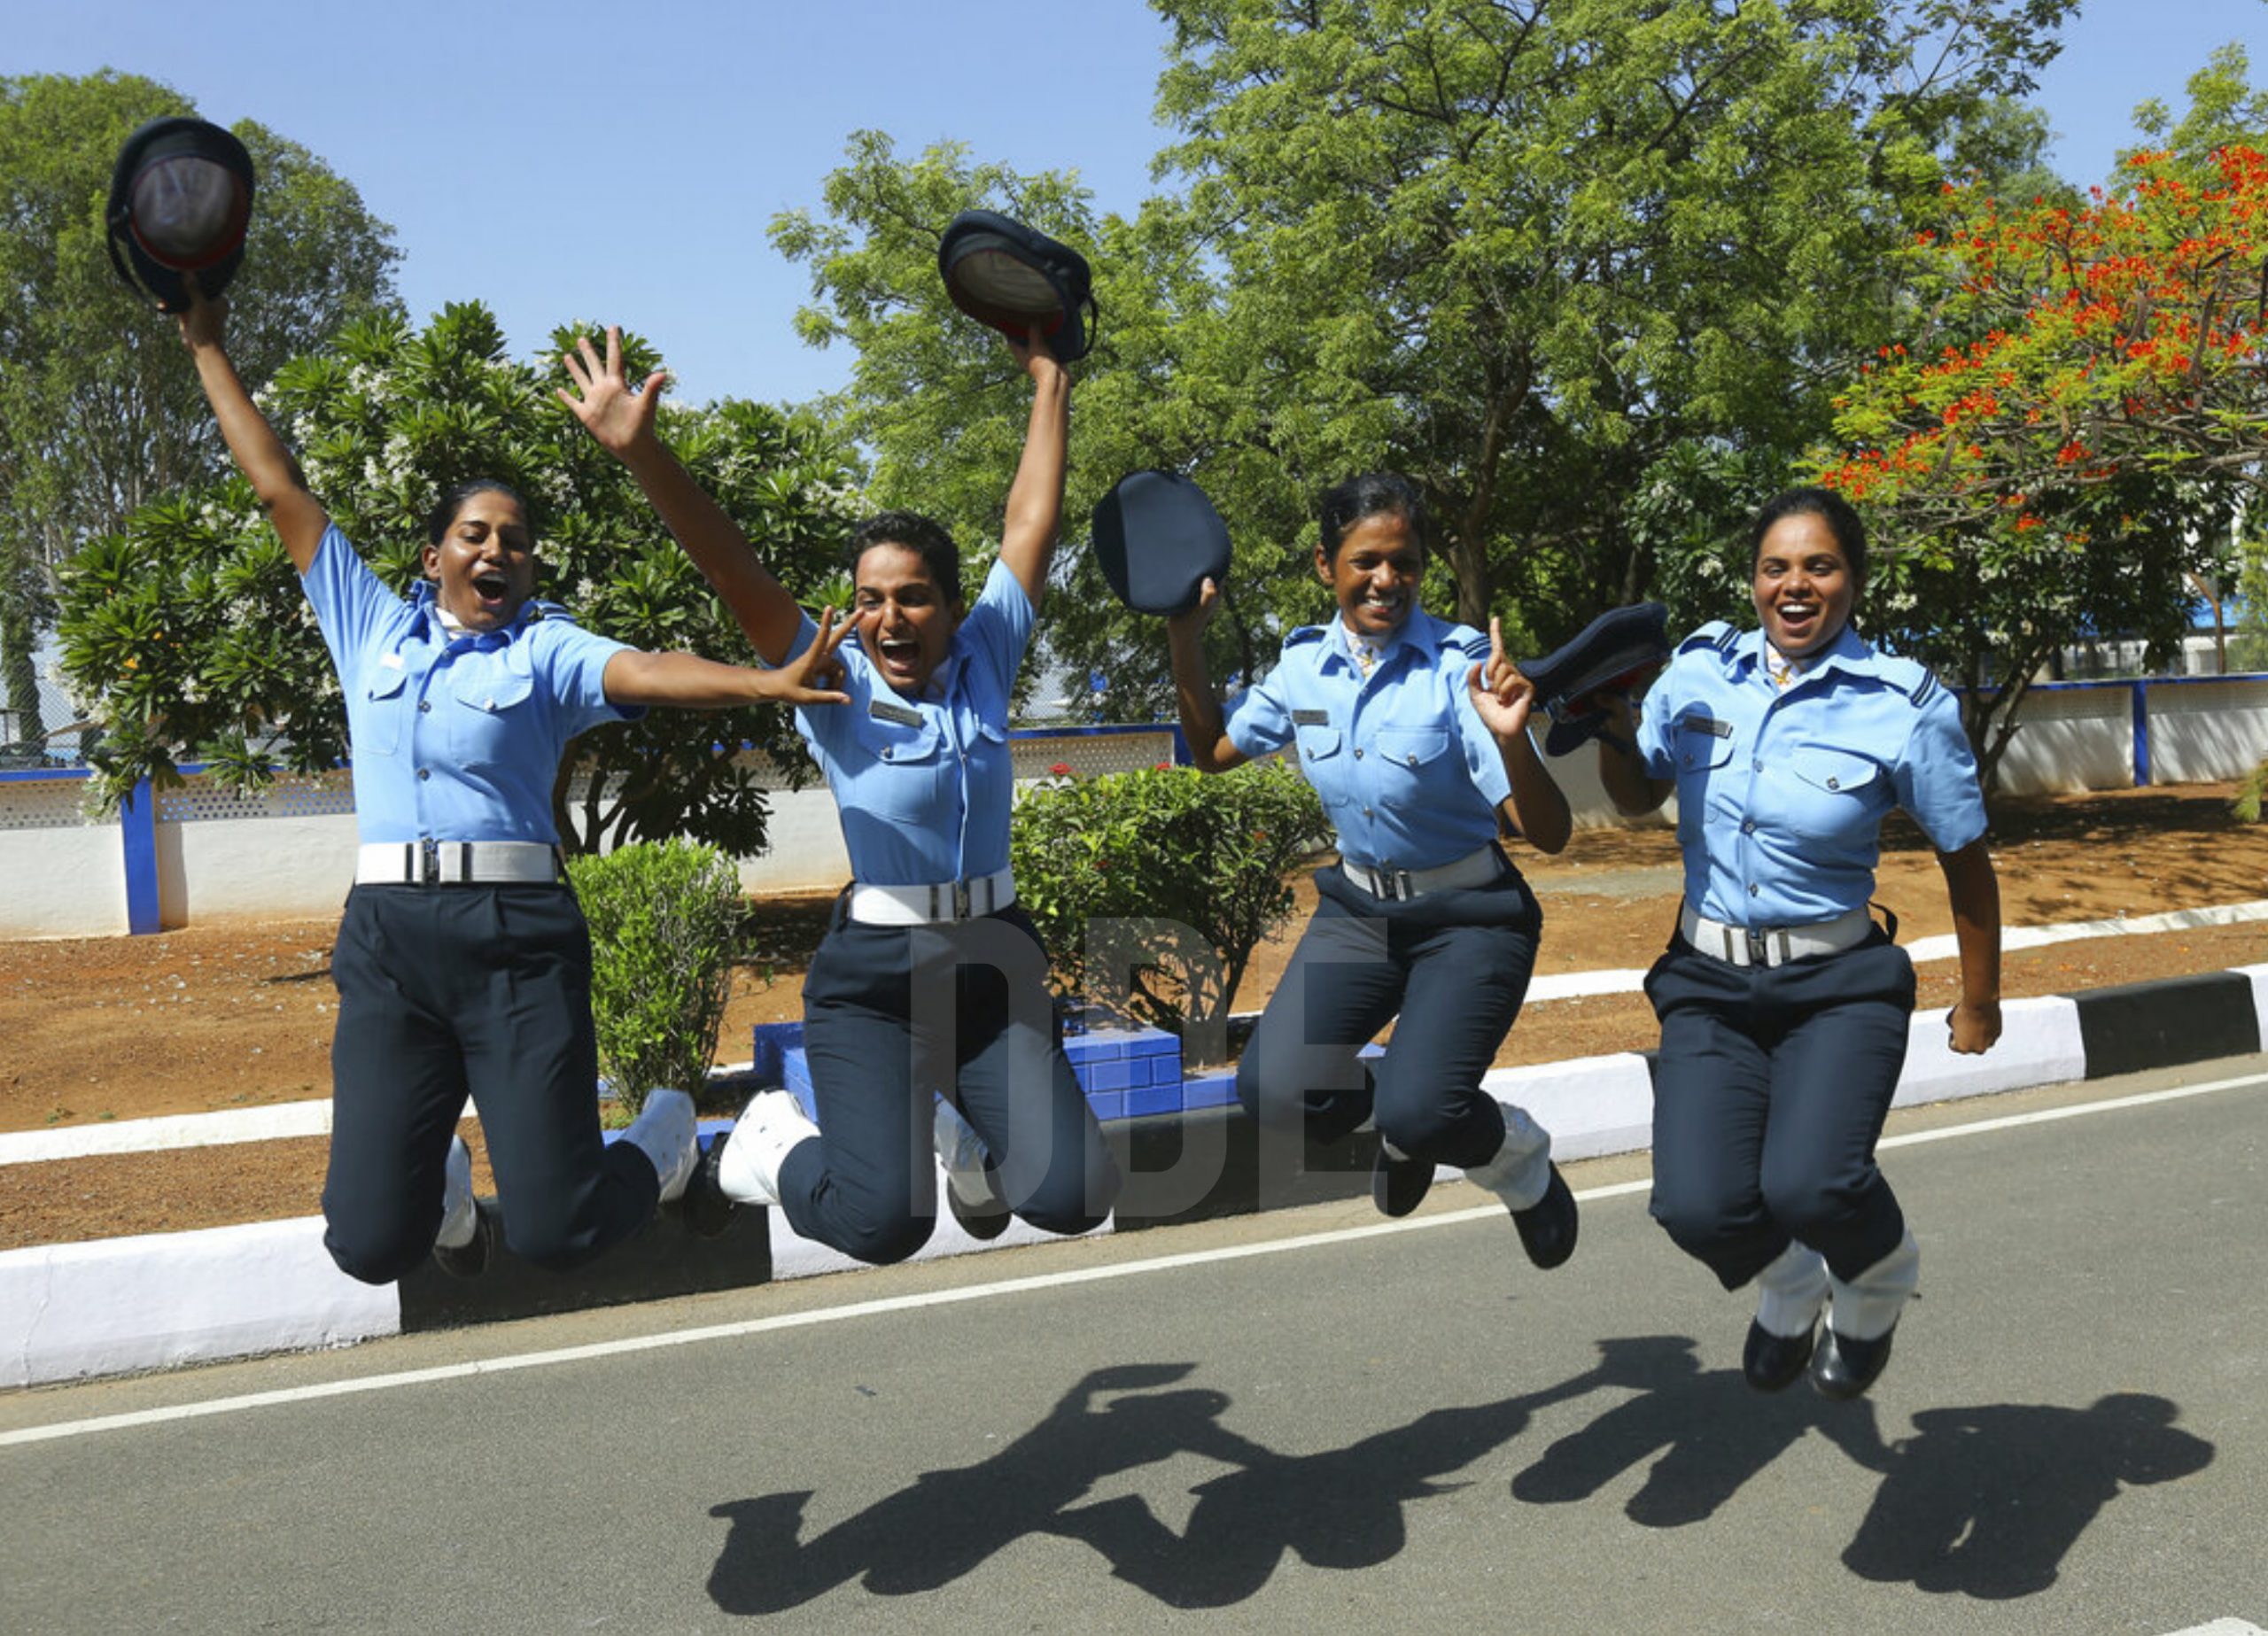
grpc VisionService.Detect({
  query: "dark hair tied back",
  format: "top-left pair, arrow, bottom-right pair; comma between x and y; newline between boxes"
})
425,478 -> 534,547
849,510 -> 963,606
1750,486 -> 1867,589
1318,472 -> 1430,564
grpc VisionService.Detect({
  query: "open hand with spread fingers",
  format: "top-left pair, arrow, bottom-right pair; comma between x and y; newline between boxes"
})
753,605 -> 857,707
556,325 -> 672,458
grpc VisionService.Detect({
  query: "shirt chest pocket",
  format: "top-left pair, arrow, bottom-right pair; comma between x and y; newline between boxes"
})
1372,725 -> 1451,779
444,669 -> 538,773
355,666 -> 412,758
1783,746 -> 1885,839
1672,717 -> 1736,777
1293,725 -> 1348,807
853,709 -> 952,822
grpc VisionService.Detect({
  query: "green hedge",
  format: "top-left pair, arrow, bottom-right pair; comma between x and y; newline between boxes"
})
1011,760 -> 1331,1061
565,840 -> 745,1116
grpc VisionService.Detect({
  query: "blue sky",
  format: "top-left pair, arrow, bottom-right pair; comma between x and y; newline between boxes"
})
16,0 -> 2267,407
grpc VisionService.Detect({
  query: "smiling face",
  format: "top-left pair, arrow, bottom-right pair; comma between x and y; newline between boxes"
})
1317,510 -> 1425,640
1751,510 -> 1859,659
853,542 -> 963,695
422,489 -> 536,632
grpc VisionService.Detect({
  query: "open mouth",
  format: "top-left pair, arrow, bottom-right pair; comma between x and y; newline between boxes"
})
470,568 -> 511,607
1773,599 -> 1819,638
875,635 -> 921,679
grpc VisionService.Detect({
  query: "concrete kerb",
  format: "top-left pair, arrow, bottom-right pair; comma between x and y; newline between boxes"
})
4,963 -> 2264,1391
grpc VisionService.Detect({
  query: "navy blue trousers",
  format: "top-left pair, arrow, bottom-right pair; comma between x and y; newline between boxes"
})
1235,859 -> 1542,1170
322,883 -> 658,1284
1643,931 -> 1915,1290
781,901 -> 1120,1266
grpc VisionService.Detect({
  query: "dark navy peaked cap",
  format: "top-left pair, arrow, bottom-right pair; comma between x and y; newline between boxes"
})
937,210 -> 1098,362
1524,601 -> 1671,755
1090,470 -> 1232,616
106,117 -> 255,314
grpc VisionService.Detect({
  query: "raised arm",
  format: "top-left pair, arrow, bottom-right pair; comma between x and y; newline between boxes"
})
1938,836 -> 2002,1054
993,329 -> 1071,612
176,289 -> 329,571
1469,618 -> 1572,856
558,328 -> 807,666
1595,692 -> 1674,816
602,607 -> 853,709
1164,578 -> 1247,774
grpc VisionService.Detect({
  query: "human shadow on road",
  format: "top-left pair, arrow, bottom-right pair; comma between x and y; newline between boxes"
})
706,1349 -> 1631,1613
1839,1392 -> 2214,1600
1510,1334 -> 1890,1527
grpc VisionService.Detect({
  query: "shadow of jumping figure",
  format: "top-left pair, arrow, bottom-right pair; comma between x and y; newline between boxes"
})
706,1363 -> 1261,1614
708,1347 -> 1632,1612
1510,1335 -> 1890,1527
1839,1392 -> 2214,1600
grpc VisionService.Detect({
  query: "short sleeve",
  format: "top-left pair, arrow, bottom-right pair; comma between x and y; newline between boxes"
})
529,616 -> 641,740
1223,656 -> 1295,759
1629,660 -> 1685,779
959,559 -> 1035,698
297,523 -> 401,674
1452,670 -> 1514,808
1892,686 -> 1988,852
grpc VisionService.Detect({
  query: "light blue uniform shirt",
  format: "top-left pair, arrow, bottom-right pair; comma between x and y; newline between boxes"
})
301,523 -> 638,845
788,558 -> 1029,887
1632,621 -> 1987,927
1226,609 -> 1513,872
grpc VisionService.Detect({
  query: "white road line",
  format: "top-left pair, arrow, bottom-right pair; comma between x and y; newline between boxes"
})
4,1068 -> 2260,1452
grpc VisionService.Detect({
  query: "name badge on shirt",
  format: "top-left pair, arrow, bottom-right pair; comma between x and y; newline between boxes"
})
867,699 -> 923,728
1678,713 -> 1733,738
1292,709 -> 1331,726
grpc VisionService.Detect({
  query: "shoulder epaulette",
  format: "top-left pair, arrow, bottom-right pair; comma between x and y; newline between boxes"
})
1873,652 -> 1938,705
1443,623 -> 1492,661
1678,619 -> 1738,654
1283,624 -> 1328,648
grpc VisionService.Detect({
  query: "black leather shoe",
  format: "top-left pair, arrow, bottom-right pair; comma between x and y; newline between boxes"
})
1742,1319 -> 1817,1392
1510,1164 -> 1578,1269
1371,1146 -> 1434,1218
431,1205 -> 492,1278
682,1131 -> 739,1239
1811,1325 -> 1895,1400
947,1179 -> 1014,1241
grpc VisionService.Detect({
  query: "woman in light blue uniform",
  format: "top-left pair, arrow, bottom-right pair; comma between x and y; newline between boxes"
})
1596,485 -> 2002,1399
1165,473 -> 1580,1264
564,324 -> 1118,1263
178,294 -> 850,1284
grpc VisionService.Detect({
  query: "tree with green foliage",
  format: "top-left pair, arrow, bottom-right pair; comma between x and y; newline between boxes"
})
773,0 -> 2071,719
0,70 -> 399,756
56,301 -> 866,853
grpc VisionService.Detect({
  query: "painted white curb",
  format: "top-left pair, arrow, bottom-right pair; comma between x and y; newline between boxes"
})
763,1160 -> 1117,1283
0,1216 -> 398,1390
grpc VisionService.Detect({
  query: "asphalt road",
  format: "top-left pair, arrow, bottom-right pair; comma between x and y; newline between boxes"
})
4,1057 -> 2264,1635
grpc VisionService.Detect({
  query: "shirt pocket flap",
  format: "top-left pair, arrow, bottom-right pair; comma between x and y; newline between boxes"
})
448,668 -> 536,715
1790,747 -> 1881,794
1672,716 -> 1736,771
1375,725 -> 1452,769
856,709 -> 946,764
366,666 -> 409,703
1294,725 -> 1343,761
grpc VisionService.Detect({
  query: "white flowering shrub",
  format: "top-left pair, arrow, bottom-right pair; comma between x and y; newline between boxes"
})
58,302 -> 867,853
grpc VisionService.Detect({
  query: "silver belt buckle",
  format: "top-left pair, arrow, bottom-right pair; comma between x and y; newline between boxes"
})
1744,927 -> 1771,966
419,838 -> 441,885
1374,867 -> 1402,902
955,880 -> 974,919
